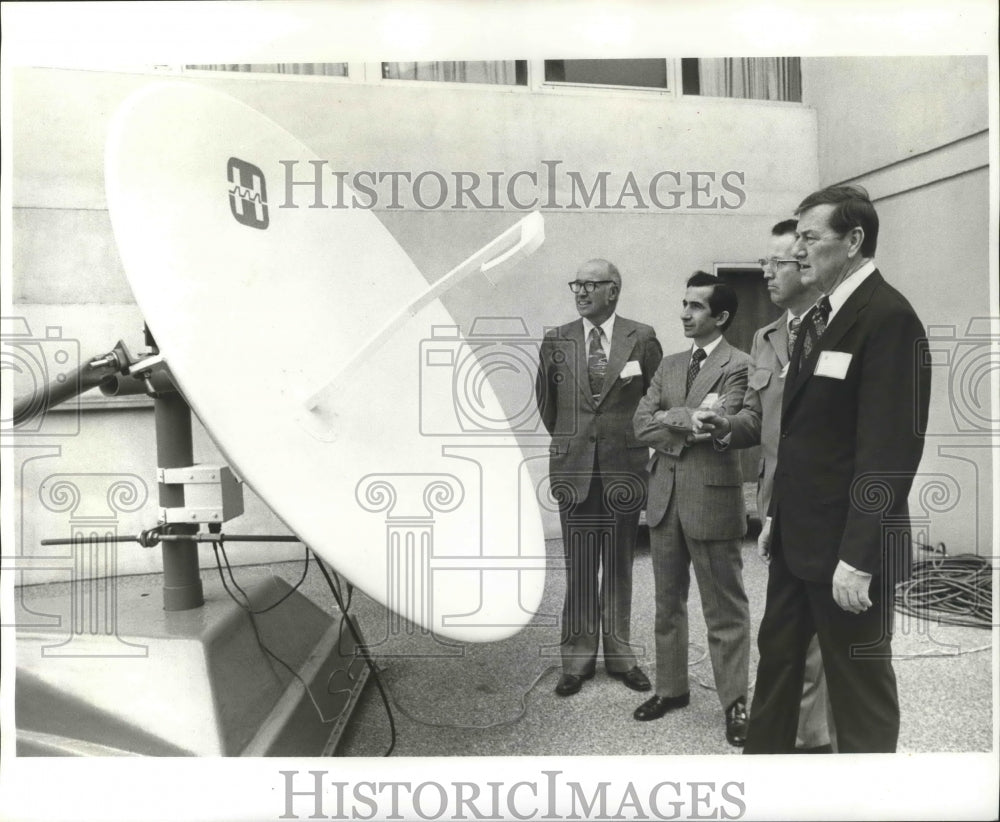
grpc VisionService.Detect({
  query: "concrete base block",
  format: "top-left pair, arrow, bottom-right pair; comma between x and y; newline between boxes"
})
15,574 -> 368,756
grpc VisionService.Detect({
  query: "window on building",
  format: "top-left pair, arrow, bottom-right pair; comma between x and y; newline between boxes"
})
381,61 -> 527,85
681,57 -> 801,102
184,63 -> 349,77
544,59 -> 669,90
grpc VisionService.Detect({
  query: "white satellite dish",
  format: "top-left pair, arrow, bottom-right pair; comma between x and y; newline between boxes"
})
104,82 -> 547,642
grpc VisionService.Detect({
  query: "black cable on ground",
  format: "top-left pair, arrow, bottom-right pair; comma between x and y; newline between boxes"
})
311,549 -> 397,757
895,550 -> 993,629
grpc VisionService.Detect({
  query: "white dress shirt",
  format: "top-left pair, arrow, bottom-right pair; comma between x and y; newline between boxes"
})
582,313 -> 616,358
826,259 -> 876,322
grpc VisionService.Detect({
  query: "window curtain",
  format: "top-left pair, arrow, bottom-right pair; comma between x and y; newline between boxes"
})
185,64 -> 349,76
382,61 -> 520,85
696,57 -> 801,102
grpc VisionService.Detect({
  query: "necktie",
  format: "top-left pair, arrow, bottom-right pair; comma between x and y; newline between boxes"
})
588,326 -> 608,398
787,315 -> 802,359
800,295 -> 832,363
686,347 -> 706,398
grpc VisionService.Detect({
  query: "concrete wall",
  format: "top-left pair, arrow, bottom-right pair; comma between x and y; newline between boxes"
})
802,56 -> 992,558
13,56 -> 991,582
10,66 -> 818,579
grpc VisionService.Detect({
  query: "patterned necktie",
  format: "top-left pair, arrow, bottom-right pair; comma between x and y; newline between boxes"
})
800,296 -> 832,363
686,347 -> 706,398
588,326 -> 608,398
787,315 -> 802,359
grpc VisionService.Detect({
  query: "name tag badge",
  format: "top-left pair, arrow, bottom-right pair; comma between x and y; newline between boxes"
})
620,360 -> 642,379
815,351 -> 852,380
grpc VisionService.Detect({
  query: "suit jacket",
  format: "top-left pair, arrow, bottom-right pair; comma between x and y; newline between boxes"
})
633,338 -> 750,541
773,270 -> 930,584
727,313 -> 790,518
536,315 -> 662,507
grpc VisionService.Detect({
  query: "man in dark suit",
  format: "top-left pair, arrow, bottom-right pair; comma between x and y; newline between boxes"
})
536,258 -> 662,696
631,271 -> 751,746
742,185 -> 930,753
695,219 -> 834,752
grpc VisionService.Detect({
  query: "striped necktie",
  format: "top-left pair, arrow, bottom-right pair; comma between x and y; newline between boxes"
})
800,296 -> 832,363
686,347 -> 706,398
588,326 -> 608,397
787,315 -> 803,359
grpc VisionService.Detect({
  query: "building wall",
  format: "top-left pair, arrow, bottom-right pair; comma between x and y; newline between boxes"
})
14,56 -> 990,582
10,66 -> 818,579
802,55 -> 992,558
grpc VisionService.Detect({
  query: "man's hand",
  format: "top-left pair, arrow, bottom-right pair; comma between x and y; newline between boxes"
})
832,560 -> 873,613
691,409 -> 731,438
756,516 -> 772,564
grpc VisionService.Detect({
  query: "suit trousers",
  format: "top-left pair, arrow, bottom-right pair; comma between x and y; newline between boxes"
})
797,635 -> 834,749
649,495 -> 750,709
558,462 -> 639,676
745,537 -> 899,754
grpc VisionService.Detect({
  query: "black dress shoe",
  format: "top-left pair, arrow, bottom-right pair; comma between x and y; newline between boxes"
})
633,692 -> 690,721
609,666 -> 652,692
725,698 -> 748,746
555,671 -> 594,696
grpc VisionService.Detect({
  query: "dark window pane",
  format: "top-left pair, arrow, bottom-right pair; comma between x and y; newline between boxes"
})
382,61 -> 527,85
684,58 -> 801,102
681,58 -> 701,95
544,59 -> 668,89
185,63 -> 348,77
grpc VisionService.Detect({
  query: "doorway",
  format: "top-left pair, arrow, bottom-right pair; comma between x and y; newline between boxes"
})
714,263 -> 782,520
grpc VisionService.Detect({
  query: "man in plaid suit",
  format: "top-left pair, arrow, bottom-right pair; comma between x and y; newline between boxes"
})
632,271 -> 751,747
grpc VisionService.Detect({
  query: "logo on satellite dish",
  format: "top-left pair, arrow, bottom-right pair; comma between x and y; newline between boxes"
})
227,157 -> 269,229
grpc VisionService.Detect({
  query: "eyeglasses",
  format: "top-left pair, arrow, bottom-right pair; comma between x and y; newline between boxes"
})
757,257 -> 800,273
568,280 -> 615,294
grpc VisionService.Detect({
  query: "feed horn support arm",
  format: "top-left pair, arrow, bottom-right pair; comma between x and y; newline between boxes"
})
14,332 -> 215,611
11,340 -> 132,426
15,328 -> 369,756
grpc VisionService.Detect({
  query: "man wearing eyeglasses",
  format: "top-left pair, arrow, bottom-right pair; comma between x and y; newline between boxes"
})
535,258 -> 662,697
741,185 -> 929,753
694,219 -> 834,753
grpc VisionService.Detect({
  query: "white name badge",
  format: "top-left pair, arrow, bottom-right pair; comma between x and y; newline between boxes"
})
620,360 -> 642,378
815,350 -> 853,380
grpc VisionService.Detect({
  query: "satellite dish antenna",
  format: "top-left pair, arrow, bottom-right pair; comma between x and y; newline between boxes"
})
103,82 -> 549,642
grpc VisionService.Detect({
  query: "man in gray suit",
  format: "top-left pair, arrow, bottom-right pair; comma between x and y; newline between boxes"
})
632,271 -> 751,746
695,220 -> 834,752
536,258 -> 662,696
